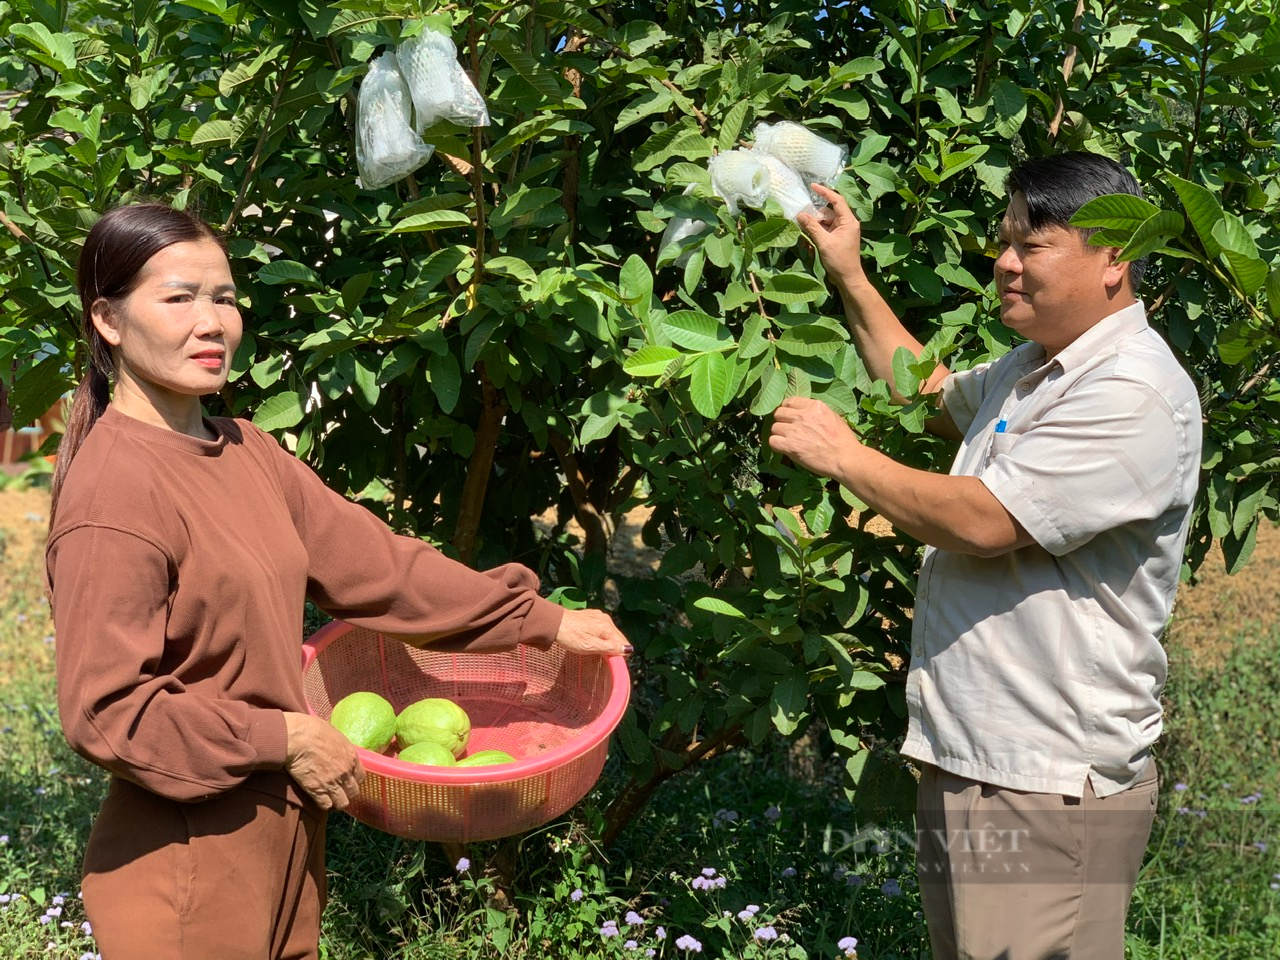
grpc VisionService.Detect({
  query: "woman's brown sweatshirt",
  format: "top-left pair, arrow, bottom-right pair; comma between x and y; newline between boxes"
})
46,407 -> 565,803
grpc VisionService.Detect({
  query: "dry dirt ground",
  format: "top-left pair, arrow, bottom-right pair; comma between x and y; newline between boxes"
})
2,487 -> 1275,669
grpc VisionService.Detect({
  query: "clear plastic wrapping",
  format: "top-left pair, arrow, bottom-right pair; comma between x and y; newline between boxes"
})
708,149 -> 771,214
752,121 -> 848,186
356,51 -> 434,189
397,27 -> 490,131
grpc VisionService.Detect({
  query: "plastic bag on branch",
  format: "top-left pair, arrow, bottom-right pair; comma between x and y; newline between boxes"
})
756,154 -> 820,222
752,121 -> 848,186
356,51 -> 433,189
398,27 -> 490,131
707,149 -> 770,214
658,185 -> 710,267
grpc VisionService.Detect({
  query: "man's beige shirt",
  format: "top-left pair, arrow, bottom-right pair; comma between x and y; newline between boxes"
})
900,302 -> 1202,798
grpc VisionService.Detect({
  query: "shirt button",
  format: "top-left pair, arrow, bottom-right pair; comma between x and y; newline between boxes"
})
913,645 -> 924,657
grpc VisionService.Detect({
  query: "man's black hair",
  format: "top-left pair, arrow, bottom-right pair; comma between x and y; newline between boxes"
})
1005,152 -> 1147,290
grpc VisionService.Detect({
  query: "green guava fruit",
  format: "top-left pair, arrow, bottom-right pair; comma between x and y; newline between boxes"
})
397,741 -> 458,766
329,691 -> 396,752
455,749 -> 517,767
396,698 -> 471,757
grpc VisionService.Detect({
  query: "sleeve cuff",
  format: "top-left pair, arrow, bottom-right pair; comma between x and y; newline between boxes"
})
980,469 -> 1071,556
246,708 -> 289,770
520,596 -> 565,650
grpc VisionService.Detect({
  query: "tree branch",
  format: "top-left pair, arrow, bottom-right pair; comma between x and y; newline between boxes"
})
560,29 -> 588,232
1048,0 -> 1087,142
548,430 -> 614,560
1238,358 -> 1275,399
224,36 -> 304,234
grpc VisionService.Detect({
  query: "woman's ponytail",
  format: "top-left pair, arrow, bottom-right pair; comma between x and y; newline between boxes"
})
48,363 -> 110,526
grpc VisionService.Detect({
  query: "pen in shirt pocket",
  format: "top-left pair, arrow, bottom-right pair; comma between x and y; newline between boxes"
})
994,418 -> 1009,433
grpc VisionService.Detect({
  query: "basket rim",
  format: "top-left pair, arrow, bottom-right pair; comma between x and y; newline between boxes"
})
300,619 -> 631,785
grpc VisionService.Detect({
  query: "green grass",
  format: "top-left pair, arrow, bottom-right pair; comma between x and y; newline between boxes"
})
2,507 -> 1279,958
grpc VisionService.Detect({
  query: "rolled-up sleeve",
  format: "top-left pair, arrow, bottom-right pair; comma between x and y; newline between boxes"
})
940,362 -> 994,437
49,525 -> 288,802
980,376 -> 1185,556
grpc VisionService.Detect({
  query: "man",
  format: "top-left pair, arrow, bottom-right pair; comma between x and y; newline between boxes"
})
768,152 -> 1201,959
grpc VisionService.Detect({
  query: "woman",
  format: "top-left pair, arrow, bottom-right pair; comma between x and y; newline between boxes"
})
46,204 -> 630,959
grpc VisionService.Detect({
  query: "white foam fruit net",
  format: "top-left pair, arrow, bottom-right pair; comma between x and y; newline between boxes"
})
756,153 -> 820,221
356,51 -> 434,189
658,185 -> 711,266
751,121 -> 848,186
397,27 -> 490,131
708,149 -> 771,214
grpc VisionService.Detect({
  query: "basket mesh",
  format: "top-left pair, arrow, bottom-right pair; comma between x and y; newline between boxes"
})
302,625 -> 622,841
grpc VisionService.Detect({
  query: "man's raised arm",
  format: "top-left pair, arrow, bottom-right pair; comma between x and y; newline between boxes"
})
798,184 -> 961,441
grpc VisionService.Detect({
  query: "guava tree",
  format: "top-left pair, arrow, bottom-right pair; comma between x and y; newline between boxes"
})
1,0 -> 1277,845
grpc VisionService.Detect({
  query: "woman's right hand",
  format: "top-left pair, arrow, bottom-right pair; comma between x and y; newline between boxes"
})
282,712 -> 365,812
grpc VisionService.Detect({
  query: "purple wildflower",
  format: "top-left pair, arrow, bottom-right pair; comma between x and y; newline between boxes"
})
624,941 -> 638,950
655,926 -> 666,940
701,867 -> 717,877
1174,782 -> 1188,792
781,867 -> 796,878
81,921 -> 92,935
838,935 -> 860,956
764,805 -> 781,821
455,857 -> 470,872
846,873 -> 865,887
675,934 -> 703,952
881,879 -> 902,896
570,888 -> 583,902
625,910 -> 644,925
600,920 -> 620,938
754,926 -> 778,940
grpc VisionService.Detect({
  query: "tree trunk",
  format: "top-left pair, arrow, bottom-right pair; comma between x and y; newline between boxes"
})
452,365 -> 507,565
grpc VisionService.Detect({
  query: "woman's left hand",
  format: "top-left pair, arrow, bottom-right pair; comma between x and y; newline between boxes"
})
554,607 -> 633,657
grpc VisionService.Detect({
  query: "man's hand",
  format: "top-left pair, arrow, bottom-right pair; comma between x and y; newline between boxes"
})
283,712 -> 365,812
767,396 -> 862,482
554,607 -> 632,658
796,184 -> 867,291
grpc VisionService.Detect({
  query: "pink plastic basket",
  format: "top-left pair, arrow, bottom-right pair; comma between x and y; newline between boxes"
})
300,621 -> 630,842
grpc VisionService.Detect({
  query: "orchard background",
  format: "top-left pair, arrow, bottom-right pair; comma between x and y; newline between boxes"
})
2,0 -> 1280,956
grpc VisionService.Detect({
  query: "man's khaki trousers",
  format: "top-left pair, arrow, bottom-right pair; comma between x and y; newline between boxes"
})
916,759 -> 1158,960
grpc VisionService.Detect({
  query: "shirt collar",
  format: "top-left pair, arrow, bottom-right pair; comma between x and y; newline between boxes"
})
1049,301 -> 1149,374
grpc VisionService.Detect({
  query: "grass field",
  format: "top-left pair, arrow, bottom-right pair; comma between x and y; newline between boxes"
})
2,484 -> 1278,959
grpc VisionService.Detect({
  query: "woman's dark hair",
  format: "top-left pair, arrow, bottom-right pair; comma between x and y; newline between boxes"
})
1005,152 -> 1148,290
50,204 -> 222,525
